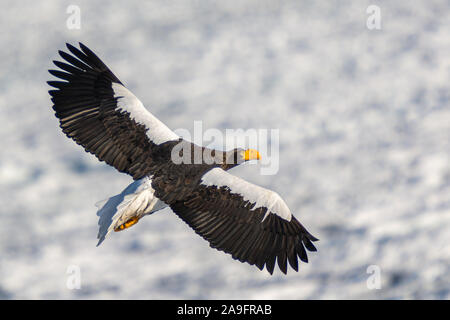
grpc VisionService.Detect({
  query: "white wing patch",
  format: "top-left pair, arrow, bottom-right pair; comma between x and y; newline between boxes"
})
200,168 -> 292,222
112,83 -> 179,145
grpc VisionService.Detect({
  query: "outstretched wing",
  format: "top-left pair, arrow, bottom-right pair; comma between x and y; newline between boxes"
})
48,42 -> 180,180
169,168 -> 318,274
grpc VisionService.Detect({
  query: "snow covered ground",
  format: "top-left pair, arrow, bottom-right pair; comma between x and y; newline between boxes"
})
0,0 -> 449,299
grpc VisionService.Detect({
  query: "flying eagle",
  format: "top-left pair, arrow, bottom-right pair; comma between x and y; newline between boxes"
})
48,43 -> 318,274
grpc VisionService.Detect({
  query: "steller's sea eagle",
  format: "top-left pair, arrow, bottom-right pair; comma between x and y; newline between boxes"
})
48,43 -> 318,274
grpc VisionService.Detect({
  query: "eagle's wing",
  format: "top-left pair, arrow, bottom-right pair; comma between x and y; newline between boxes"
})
48,42 -> 179,180
169,168 -> 318,274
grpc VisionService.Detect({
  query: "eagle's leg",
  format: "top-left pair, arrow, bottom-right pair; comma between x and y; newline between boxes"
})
96,177 -> 168,245
114,217 -> 140,232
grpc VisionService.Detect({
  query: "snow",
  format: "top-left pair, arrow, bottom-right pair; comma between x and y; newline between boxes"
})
0,0 -> 449,299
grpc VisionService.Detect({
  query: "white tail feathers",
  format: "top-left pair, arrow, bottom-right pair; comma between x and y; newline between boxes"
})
96,177 -> 168,246
95,198 -> 109,209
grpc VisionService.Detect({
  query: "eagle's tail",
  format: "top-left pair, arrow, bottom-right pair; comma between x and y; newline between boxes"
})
96,177 -> 167,246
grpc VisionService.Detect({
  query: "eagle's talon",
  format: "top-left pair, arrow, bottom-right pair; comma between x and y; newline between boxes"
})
114,217 -> 139,232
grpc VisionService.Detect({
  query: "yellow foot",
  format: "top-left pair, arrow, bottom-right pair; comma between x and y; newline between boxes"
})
114,217 -> 139,232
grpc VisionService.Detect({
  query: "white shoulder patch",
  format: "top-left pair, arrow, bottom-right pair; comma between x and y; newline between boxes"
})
112,83 -> 179,145
200,168 -> 292,222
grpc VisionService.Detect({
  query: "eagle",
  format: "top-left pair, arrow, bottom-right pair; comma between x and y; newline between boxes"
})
48,43 -> 318,274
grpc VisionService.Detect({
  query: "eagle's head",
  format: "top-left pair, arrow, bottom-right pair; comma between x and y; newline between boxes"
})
221,148 -> 261,170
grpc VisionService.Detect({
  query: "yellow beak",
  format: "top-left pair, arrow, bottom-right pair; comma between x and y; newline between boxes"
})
243,149 -> 261,161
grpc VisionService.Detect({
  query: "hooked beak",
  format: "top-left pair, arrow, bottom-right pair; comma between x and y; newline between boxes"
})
243,149 -> 261,161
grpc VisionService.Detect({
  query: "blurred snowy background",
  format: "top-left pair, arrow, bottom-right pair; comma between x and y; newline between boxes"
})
0,0 -> 449,299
